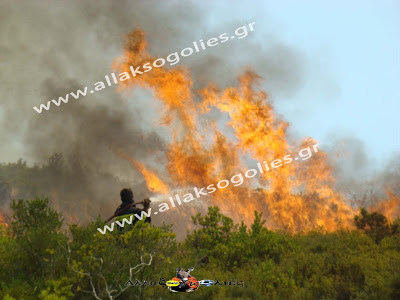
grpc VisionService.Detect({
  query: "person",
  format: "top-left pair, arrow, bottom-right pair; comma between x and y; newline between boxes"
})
111,189 -> 151,231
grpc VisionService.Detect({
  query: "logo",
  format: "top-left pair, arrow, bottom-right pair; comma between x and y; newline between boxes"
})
199,279 -> 214,286
125,266 -> 244,293
166,267 -> 199,293
166,280 -> 180,287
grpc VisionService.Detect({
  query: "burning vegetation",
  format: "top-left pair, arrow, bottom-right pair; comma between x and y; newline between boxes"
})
110,29 -> 399,232
0,29 -> 398,234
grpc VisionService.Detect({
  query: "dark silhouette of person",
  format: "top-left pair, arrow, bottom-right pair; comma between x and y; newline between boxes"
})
114,189 -> 151,231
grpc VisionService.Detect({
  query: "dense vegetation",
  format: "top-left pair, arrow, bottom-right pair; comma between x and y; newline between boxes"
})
1,197 -> 399,300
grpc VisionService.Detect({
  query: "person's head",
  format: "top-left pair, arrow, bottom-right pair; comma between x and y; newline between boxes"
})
120,188 -> 134,203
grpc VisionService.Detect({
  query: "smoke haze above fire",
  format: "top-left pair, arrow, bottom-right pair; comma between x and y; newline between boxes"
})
0,0 -> 305,167
0,0 -> 398,232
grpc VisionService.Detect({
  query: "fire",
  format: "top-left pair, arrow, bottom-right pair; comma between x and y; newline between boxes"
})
373,190 -> 400,222
114,148 -> 169,194
111,29 -> 399,232
0,211 -> 7,227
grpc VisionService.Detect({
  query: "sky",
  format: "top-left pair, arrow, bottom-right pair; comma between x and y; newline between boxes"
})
207,0 -> 400,168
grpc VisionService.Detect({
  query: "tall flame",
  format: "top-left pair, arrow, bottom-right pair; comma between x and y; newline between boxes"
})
110,29 -> 399,232
114,148 -> 169,194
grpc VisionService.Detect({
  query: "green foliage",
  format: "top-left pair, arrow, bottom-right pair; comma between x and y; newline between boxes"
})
354,208 -> 399,243
186,208 -> 293,271
67,219 -> 176,299
1,200 -> 399,299
10,197 -> 67,278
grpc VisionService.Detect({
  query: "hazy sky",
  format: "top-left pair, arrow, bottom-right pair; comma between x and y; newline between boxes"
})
211,0 -> 400,167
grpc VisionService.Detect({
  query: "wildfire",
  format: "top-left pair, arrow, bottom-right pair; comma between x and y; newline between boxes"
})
0,211 -> 7,227
373,190 -> 400,222
111,29 -> 399,232
114,148 -> 170,194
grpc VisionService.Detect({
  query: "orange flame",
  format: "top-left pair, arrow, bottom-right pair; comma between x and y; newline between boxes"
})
114,148 -> 169,194
373,190 -> 400,222
111,29 -> 399,232
0,211 -> 6,227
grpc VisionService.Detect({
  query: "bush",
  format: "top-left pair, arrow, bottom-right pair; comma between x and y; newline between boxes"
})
1,201 -> 399,299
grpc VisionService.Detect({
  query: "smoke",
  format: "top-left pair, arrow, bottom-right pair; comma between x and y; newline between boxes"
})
0,0 -> 307,215
324,136 -> 372,195
324,135 -> 400,210
1,0 -> 396,233
0,0 -> 205,215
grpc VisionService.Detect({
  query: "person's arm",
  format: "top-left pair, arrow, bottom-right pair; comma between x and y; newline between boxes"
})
142,198 -> 151,212
113,204 -> 122,215
142,198 -> 152,223
106,201 -> 144,222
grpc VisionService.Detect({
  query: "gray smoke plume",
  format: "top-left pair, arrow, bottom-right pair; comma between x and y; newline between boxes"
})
2,0 -> 364,232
